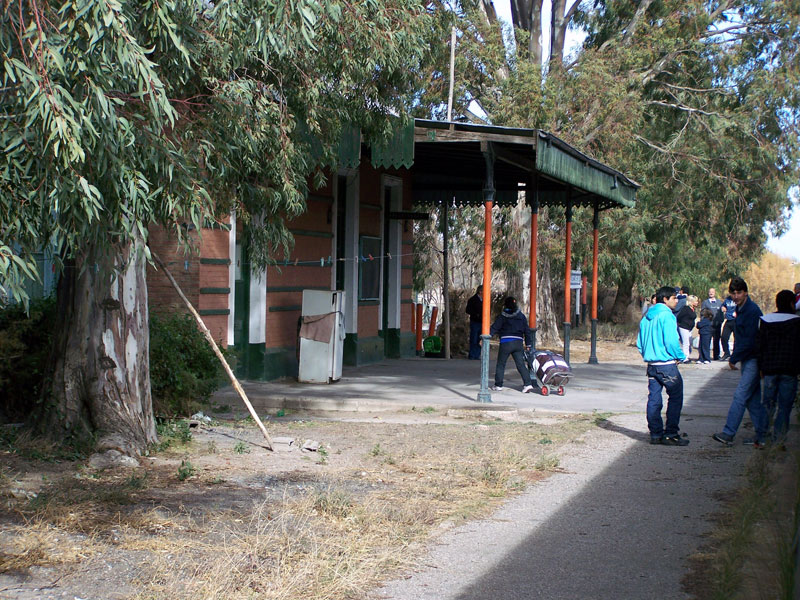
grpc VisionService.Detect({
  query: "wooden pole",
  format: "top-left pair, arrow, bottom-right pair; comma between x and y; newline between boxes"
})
563,196 -> 573,363
151,251 -> 273,450
529,177 -> 539,351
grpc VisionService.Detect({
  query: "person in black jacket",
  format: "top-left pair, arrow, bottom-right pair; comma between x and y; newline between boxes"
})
696,308 -> 713,364
758,289 -> 800,443
489,296 -> 534,393
465,285 -> 483,360
675,296 -> 697,363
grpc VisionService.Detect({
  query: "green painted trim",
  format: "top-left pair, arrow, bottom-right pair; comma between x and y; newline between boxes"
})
200,287 -> 231,295
401,284 -> 413,289
200,258 -> 231,265
401,299 -> 414,304
261,346 -> 298,380
358,300 -> 380,306
308,194 -> 334,205
343,333 -> 359,366
402,265 -> 413,270
269,305 -> 302,312
199,309 -> 230,316
343,334 -> 385,366
289,229 -> 334,238
267,286 -> 329,293
361,203 -> 382,211
400,332 -> 416,358
385,328 -> 401,359
402,240 -> 413,246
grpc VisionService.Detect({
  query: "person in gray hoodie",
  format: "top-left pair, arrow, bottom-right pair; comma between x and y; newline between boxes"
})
489,296 -> 534,393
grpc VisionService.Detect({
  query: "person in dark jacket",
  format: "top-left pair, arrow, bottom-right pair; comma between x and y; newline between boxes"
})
465,285 -> 483,360
696,308 -> 713,364
675,296 -> 697,362
713,277 -> 767,447
758,290 -> 800,442
719,294 -> 737,359
711,298 -> 726,360
489,296 -> 534,393
701,288 -> 724,359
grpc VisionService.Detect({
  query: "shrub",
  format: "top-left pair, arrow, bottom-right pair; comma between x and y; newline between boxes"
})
148,310 -> 228,417
0,297 -> 57,422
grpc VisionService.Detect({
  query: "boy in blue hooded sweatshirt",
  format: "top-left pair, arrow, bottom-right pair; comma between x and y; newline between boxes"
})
637,286 -> 689,446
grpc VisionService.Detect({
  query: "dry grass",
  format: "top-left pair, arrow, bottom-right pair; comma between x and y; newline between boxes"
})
1,416 -> 598,599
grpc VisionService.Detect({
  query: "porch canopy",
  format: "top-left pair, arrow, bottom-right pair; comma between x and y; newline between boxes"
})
394,119 -> 639,402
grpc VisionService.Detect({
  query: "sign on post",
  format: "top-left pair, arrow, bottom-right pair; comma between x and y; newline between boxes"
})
570,270 -> 582,290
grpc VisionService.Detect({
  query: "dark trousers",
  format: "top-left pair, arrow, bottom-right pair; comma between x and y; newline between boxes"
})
711,323 -> 722,359
698,332 -> 711,362
721,320 -> 735,357
468,321 -> 482,359
494,340 -> 532,387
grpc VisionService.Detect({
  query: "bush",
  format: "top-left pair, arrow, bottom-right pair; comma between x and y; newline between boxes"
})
0,297 -> 57,422
149,310 -> 228,416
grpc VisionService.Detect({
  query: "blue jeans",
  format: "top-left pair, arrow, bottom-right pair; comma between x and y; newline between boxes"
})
763,374 -> 798,442
494,340 -> 532,387
646,363 -> 684,439
722,358 -> 767,442
468,321 -> 482,359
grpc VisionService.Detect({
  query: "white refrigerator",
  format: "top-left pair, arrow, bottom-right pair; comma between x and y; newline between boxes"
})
298,290 -> 345,383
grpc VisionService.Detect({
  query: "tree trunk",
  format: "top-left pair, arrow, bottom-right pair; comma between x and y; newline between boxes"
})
37,233 -> 156,457
609,273 -> 635,324
536,252 -> 561,347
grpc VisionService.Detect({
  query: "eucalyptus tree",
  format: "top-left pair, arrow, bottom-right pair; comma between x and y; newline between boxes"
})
1,0 -> 434,456
420,0 -> 799,326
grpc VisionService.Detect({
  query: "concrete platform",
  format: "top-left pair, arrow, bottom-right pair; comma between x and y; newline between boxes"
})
212,356 -> 741,419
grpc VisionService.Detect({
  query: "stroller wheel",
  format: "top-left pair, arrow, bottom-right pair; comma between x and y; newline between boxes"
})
557,386 -> 565,396
540,385 -> 549,396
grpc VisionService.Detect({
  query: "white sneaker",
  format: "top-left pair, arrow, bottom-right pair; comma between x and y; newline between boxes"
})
490,385 -> 504,391
522,385 -> 534,394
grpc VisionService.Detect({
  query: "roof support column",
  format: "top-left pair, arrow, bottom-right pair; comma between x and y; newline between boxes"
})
563,191 -> 573,364
478,142 -> 495,403
589,203 -> 600,364
528,174 -> 539,352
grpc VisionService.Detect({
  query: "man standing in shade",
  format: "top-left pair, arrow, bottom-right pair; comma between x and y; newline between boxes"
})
465,285 -> 483,360
701,288 -> 723,359
712,277 -> 767,447
637,286 -> 689,446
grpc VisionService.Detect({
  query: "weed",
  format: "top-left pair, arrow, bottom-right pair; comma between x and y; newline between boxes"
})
421,406 -> 436,414
534,455 -> 560,471
212,404 -> 231,413
176,460 -> 196,481
206,441 -> 217,454
232,441 -> 250,454
312,488 -> 353,519
592,411 -> 612,426
153,419 -> 193,453
125,472 -> 148,490
539,436 -> 553,444
275,409 -> 286,418
369,443 -> 385,457
317,445 -> 329,465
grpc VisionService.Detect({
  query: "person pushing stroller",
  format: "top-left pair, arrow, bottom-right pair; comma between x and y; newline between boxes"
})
488,296 -> 535,393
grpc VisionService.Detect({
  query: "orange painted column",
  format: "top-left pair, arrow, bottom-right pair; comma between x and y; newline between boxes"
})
589,205 -> 600,364
481,204 -> 493,336
415,303 -> 423,354
478,143 -> 495,403
429,306 -> 439,337
529,186 -> 539,351
563,198 -> 573,363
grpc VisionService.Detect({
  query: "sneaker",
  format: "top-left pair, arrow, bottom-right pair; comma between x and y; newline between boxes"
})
522,385 -> 534,394
650,436 -> 664,445
663,434 -> 690,446
490,385 -> 504,391
742,437 -> 766,449
712,432 -> 733,445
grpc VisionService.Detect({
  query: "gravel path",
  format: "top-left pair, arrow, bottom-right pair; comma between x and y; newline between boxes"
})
373,364 -> 754,600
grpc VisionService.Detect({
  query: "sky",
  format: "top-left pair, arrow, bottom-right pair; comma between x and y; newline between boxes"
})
490,0 -> 800,263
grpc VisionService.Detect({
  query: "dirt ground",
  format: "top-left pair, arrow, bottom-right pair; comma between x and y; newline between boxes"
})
0,409 -> 602,600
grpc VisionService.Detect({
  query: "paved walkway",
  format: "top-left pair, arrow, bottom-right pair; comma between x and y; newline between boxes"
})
215,357 -> 764,599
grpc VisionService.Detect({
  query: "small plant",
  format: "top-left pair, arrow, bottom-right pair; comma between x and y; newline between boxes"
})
125,471 -> 148,490
421,406 -> 436,414
275,409 -> 286,418
206,441 -> 218,454
177,460 -> 196,481
154,419 -> 193,452
369,443 -> 385,457
534,454 -> 560,471
317,445 -> 329,465
313,488 -> 352,518
233,441 -> 250,454
539,436 -> 553,444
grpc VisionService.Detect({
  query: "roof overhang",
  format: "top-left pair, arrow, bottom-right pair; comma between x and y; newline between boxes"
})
404,119 -> 638,210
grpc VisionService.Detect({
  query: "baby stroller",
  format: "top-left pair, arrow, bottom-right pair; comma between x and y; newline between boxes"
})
527,350 -> 572,396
